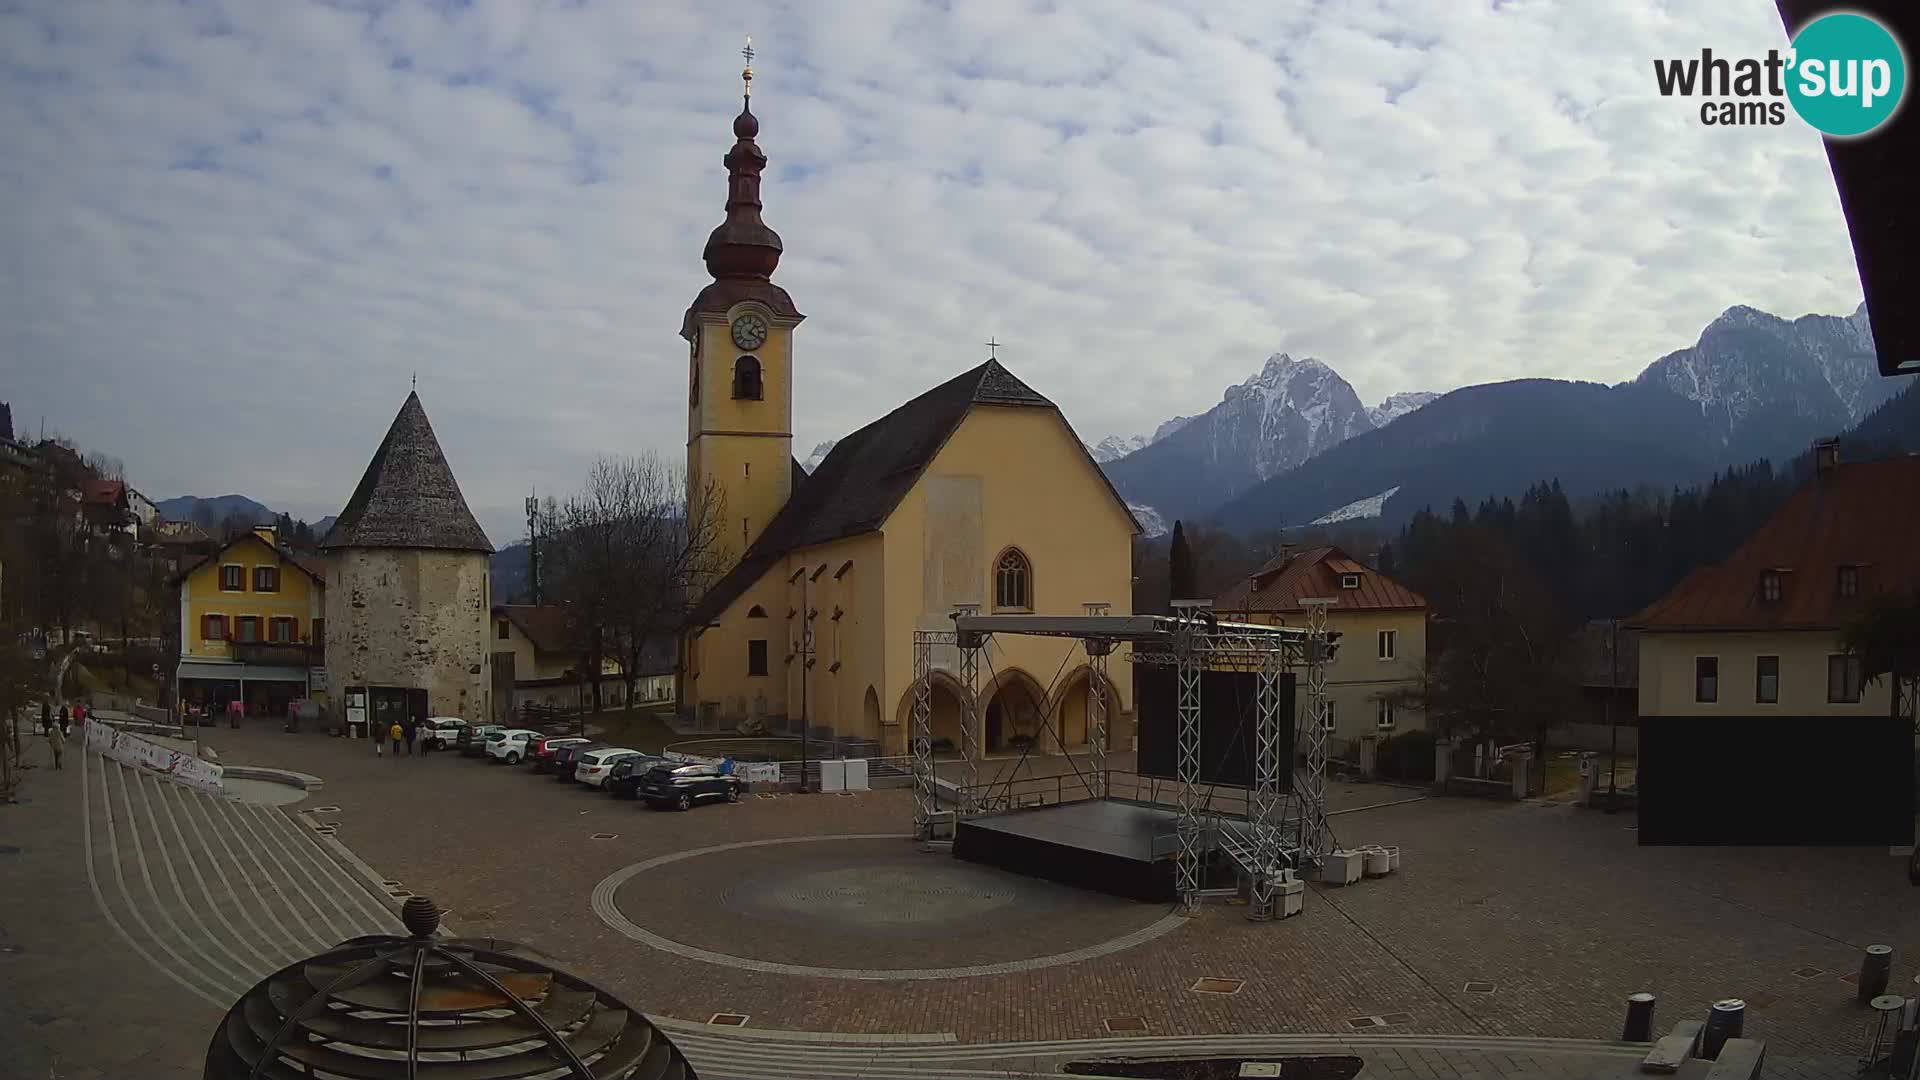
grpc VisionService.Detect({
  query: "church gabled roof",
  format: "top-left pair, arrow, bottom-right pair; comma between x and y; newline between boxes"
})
319,391 -> 494,554
687,358 -> 1135,629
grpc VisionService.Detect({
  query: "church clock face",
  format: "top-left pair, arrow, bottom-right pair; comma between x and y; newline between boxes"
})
730,313 -> 769,351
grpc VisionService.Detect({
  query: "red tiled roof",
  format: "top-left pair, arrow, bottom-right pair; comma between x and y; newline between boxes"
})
496,605 -> 578,656
1214,545 -> 1426,615
171,538 -> 328,587
1628,456 -> 1920,631
81,479 -> 125,505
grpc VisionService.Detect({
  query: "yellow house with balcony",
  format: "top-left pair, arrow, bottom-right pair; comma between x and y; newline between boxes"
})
1214,546 -> 1430,753
175,526 -> 329,718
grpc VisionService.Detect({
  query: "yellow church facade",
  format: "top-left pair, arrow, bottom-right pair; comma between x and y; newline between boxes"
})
678,76 -> 1137,756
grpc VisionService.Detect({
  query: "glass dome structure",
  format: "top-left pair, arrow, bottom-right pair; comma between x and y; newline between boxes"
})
204,896 -> 697,1079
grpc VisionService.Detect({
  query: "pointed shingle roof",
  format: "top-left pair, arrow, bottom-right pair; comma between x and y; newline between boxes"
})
686,358 -> 1135,628
319,392 -> 494,553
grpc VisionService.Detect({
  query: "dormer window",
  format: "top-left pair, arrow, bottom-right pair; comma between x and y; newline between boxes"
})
1759,571 -> 1782,604
1340,573 -> 1361,590
732,355 -> 763,400
1837,565 -> 1859,598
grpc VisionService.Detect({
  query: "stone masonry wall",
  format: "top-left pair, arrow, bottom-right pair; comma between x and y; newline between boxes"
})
324,548 -> 491,722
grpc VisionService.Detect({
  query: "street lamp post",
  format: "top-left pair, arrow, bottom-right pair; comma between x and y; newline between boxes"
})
789,566 -> 814,793
1605,618 -> 1620,812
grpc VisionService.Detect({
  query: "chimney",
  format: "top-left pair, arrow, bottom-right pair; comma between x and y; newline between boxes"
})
254,524 -> 277,547
1813,437 -> 1840,477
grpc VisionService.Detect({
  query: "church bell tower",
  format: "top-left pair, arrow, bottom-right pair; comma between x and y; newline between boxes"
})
683,38 -> 804,574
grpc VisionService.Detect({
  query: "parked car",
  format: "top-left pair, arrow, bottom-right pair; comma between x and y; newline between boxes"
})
529,736 -> 591,773
422,717 -> 468,751
572,748 -> 641,788
604,754 -> 668,799
637,762 -> 742,810
550,741 -> 605,780
484,728 -> 545,765
459,723 -> 505,757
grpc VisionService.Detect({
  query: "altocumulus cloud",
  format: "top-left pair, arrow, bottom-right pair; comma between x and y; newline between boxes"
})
0,0 -> 1867,541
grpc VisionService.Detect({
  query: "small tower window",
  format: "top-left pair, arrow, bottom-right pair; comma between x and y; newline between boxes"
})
732,355 -> 763,400
994,548 -> 1032,611
1759,571 -> 1782,604
1340,573 -> 1361,589
1837,564 -> 1859,597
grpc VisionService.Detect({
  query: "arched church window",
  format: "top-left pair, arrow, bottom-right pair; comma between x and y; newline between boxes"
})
994,548 -> 1032,611
747,605 -> 768,618
732,356 -> 763,400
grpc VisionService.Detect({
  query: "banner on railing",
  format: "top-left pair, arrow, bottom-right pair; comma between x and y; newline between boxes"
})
85,719 -> 225,796
736,762 -> 781,784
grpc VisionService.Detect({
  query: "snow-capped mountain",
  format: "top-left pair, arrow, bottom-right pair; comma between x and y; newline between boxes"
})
1102,353 -> 1400,526
1088,434 -> 1148,463
800,440 -> 838,474
1208,300 -> 1906,536
1632,301 -> 1898,463
1087,415 -> 1195,463
1367,392 -> 1440,428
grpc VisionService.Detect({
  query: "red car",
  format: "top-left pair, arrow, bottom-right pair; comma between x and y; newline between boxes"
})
528,736 -> 591,773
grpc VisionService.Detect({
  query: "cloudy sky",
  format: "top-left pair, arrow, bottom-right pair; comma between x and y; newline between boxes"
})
0,0 -> 1869,545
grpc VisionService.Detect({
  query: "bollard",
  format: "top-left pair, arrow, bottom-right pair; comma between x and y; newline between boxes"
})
1622,991 -> 1657,1042
1701,999 -> 1746,1060
1861,945 -> 1895,1004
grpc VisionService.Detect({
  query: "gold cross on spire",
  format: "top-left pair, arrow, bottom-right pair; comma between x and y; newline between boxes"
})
985,337 -> 1002,359
742,35 -> 755,97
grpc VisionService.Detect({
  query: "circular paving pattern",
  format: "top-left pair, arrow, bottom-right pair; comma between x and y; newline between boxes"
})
593,833 -> 1187,980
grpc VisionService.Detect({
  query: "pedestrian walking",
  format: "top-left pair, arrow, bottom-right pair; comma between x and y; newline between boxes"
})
73,700 -> 87,731
47,720 -> 66,771
401,718 -> 416,756
388,720 -> 404,759
57,703 -> 70,735
40,698 -> 51,736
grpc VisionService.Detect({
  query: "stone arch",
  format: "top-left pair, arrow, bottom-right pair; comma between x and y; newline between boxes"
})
982,667 -> 1048,754
894,670 -> 972,753
862,685 -> 882,741
1048,665 -> 1121,752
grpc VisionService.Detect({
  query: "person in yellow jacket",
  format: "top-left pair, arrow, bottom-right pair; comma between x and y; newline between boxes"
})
388,721 -> 405,759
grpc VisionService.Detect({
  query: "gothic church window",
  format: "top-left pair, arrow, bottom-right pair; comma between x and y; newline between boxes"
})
732,356 -> 763,400
994,548 -> 1032,611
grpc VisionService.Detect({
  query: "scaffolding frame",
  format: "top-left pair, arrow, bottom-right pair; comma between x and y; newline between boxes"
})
907,605 -> 1335,917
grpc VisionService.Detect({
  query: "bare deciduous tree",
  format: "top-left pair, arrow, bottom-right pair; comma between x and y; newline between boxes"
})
543,454 -> 729,715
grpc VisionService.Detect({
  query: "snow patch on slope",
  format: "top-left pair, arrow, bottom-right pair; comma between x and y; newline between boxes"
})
1367,392 -> 1439,428
1309,486 -> 1401,525
800,440 -> 838,473
1129,503 -> 1169,538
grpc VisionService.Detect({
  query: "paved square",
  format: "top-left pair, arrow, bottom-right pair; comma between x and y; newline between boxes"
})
2,722 -> 1909,1079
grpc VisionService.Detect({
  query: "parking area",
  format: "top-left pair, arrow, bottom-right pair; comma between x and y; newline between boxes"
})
185,723 -> 1920,1055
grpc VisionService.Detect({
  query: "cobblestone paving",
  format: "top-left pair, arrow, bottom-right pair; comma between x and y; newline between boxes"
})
5,721 -> 1897,1079
203,724 -> 1919,1061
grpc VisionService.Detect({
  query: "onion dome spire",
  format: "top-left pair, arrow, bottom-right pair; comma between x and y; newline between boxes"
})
703,35 -> 783,281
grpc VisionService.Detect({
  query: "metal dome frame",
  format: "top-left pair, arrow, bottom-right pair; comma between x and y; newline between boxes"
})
204,897 -> 696,1080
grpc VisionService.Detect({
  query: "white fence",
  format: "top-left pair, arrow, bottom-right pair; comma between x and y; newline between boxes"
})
85,719 -> 225,796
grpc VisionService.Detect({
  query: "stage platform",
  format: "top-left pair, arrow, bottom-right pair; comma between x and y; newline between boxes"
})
952,799 -> 1204,903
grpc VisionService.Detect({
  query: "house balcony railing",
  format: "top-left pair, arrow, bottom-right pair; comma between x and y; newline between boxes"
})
229,641 -> 325,668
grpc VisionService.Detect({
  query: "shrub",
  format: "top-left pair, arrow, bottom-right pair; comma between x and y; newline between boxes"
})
1377,729 -> 1436,782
